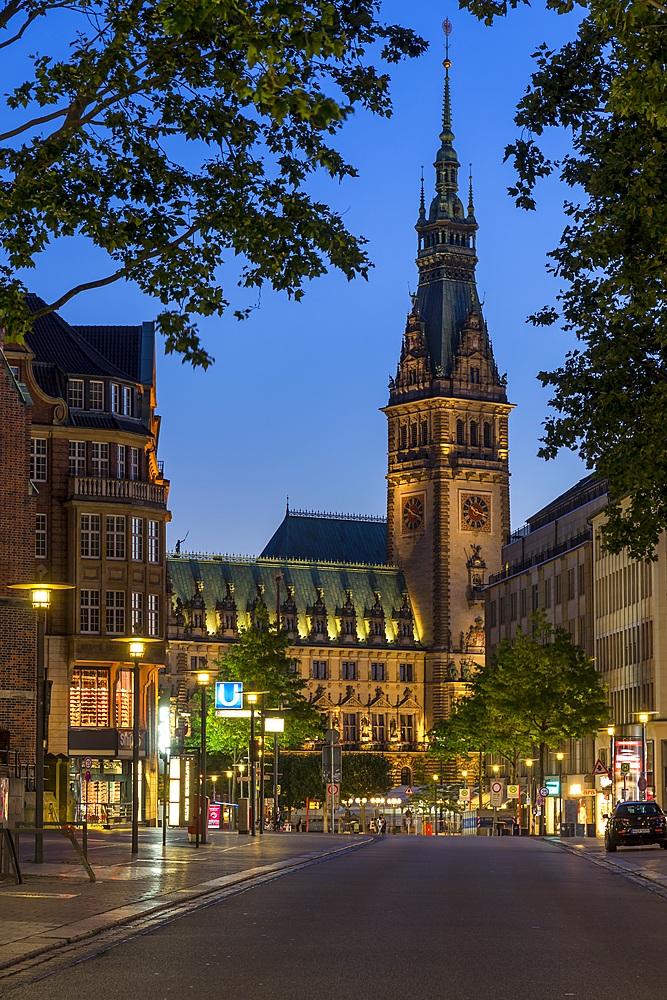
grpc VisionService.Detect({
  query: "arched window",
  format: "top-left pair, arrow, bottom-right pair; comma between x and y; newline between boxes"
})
470,421 -> 478,447
456,420 -> 464,445
420,420 -> 428,445
410,423 -> 417,447
400,425 -> 407,450
483,421 -> 491,448
401,766 -> 413,786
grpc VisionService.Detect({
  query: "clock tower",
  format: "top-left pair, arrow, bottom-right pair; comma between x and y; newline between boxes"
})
383,48 -> 513,728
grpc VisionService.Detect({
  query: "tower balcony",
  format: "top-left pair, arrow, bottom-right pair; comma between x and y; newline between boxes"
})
68,476 -> 169,507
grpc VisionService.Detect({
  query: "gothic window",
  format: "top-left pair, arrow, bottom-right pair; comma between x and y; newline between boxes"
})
470,421 -> 478,447
456,420 -> 464,445
420,420 -> 428,445
410,423 -> 417,447
483,421 -> 491,448
400,425 -> 407,449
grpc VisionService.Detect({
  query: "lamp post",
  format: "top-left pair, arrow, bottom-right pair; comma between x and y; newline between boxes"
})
197,671 -> 210,844
526,759 -> 533,835
432,774 -> 439,836
111,636 -> 162,855
492,764 -> 499,836
638,713 -> 648,800
556,753 -> 564,836
8,582 -> 74,863
607,724 -> 615,809
247,693 -> 258,836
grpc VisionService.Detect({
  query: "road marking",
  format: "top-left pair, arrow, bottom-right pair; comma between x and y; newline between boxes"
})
3,893 -> 79,899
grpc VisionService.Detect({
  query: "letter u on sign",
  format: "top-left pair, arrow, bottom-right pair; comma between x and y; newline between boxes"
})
215,681 -> 243,710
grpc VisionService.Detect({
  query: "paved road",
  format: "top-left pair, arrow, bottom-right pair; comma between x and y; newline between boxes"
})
8,835 -> 667,1000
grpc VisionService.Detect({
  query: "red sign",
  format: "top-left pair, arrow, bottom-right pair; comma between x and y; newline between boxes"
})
208,804 -> 221,829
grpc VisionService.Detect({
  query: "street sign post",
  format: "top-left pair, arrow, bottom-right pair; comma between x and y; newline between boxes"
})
506,784 -> 520,798
83,757 -> 92,770
323,730 -> 341,833
539,786 -> 549,798
592,758 -> 608,776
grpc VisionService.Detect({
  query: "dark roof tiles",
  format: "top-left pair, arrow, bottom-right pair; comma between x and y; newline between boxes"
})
260,513 -> 387,565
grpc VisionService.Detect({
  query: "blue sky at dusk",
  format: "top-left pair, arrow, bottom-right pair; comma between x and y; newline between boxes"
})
10,1 -> 588,555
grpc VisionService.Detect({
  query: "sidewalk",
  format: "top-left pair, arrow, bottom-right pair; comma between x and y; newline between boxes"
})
546,835 -> 667,889
0,828 -> 368,969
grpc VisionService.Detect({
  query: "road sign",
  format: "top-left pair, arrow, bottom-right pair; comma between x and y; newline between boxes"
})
638,776 -> 647,792
325,728 -> 340,743
327,784 -> 339,796
458,787 -> 471,802
83,756 -> 92,769
490,780 -> 503,807
506,784 -> 520,798
592,758 -> 608,776
539,785 -> 549,797
215,681 -> 243,711
322,744 -> 341,783
621,762 -> 630,775
84,770 -> 91,782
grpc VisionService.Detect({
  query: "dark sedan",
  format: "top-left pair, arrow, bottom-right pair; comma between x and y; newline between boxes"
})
604,801 -> 667,851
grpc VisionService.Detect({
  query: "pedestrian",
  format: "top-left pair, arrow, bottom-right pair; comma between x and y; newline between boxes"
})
379,815 -> 387,836
296,816 -> 302,832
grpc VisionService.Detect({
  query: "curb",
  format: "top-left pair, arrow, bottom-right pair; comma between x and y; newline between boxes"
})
0,837 -> 375,974
543,835 -> 667,894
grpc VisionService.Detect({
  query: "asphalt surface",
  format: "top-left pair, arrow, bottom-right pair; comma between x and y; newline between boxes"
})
6,835 -> 667,1000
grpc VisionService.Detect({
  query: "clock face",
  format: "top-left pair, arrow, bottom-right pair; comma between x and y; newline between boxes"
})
461,493 -> 491,532
402,494 -> 425,533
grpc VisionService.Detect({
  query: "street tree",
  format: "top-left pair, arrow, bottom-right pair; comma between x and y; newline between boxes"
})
458,0 -> 667,559
479,613 -> 608,810
0,0 -> 426,364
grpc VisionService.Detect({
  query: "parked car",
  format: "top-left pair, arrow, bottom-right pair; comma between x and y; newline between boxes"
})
604,801 -> 667,852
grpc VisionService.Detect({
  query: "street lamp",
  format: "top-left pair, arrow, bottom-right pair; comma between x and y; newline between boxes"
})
226,770 -> 233,803
526,759 -> 533,836
197,670 -> 210,844
433,774 -> 439,836
8,582 -> 74,863
247,693 -> 258,837
556,753 -> 564,836
111,635 -> 162,854
211,775 -> 218,803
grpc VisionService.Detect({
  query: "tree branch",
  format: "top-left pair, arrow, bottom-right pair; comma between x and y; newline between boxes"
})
29,220 -> 204,316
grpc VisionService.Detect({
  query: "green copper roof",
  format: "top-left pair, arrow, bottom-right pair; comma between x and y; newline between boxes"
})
260,511 -> 387,565
167,555 -> 418,645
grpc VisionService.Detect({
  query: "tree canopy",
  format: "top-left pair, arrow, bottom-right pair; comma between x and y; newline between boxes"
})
0,0 -> 426,365
459,0 -> 667,559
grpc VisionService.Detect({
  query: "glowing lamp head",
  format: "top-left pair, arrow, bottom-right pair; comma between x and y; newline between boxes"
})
639,713 -> 648,724
493,765 -> 499,773
433,774 -> 439,782
197,671 -> 210,685
31,589 -> 51,609
462,770 -> 467,777
247,693 -> 258,704
526,759 -> 532,768
607,725 -> 615,736
129,640 -> 144,658
226,771 -> 233,778
556,753 -> 564,761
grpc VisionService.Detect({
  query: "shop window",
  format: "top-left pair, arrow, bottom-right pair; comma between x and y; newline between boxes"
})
342,713 -> 357,741
35,514 -> 47,558
342,661 -> 356,680
30,438 -> 47,481
116,668 -> 133,727
68,380 -> 83,408
69,440 -> 86,476
106,591 -> 125,634
400,714 -> 414,742
106,516 -> 126,559
91,442 -> 109,477
371,713 -> 385,742
81,514 -> 100,558
70,667 -> 109,727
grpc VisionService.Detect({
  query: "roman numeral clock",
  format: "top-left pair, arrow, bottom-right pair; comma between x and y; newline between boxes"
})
460,493 -> 491,532
402,494 -> 425,533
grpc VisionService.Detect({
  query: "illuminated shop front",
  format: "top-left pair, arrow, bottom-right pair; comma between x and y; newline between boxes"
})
614,738 -> 653,801
68,662 -> 153,824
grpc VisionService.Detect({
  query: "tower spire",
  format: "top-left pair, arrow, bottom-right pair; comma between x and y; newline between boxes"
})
468,164 -> 474,214
419,165 -> 425,220
442,18 -> 452,132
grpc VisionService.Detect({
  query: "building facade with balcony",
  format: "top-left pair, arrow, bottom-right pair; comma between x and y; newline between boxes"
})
4,298 -> 170,825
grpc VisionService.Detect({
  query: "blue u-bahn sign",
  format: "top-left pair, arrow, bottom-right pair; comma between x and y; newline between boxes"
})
215,681 -> 243,711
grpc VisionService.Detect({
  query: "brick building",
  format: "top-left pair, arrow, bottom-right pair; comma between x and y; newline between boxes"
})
0,339 -> 37,766
4,300 -> 170,824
